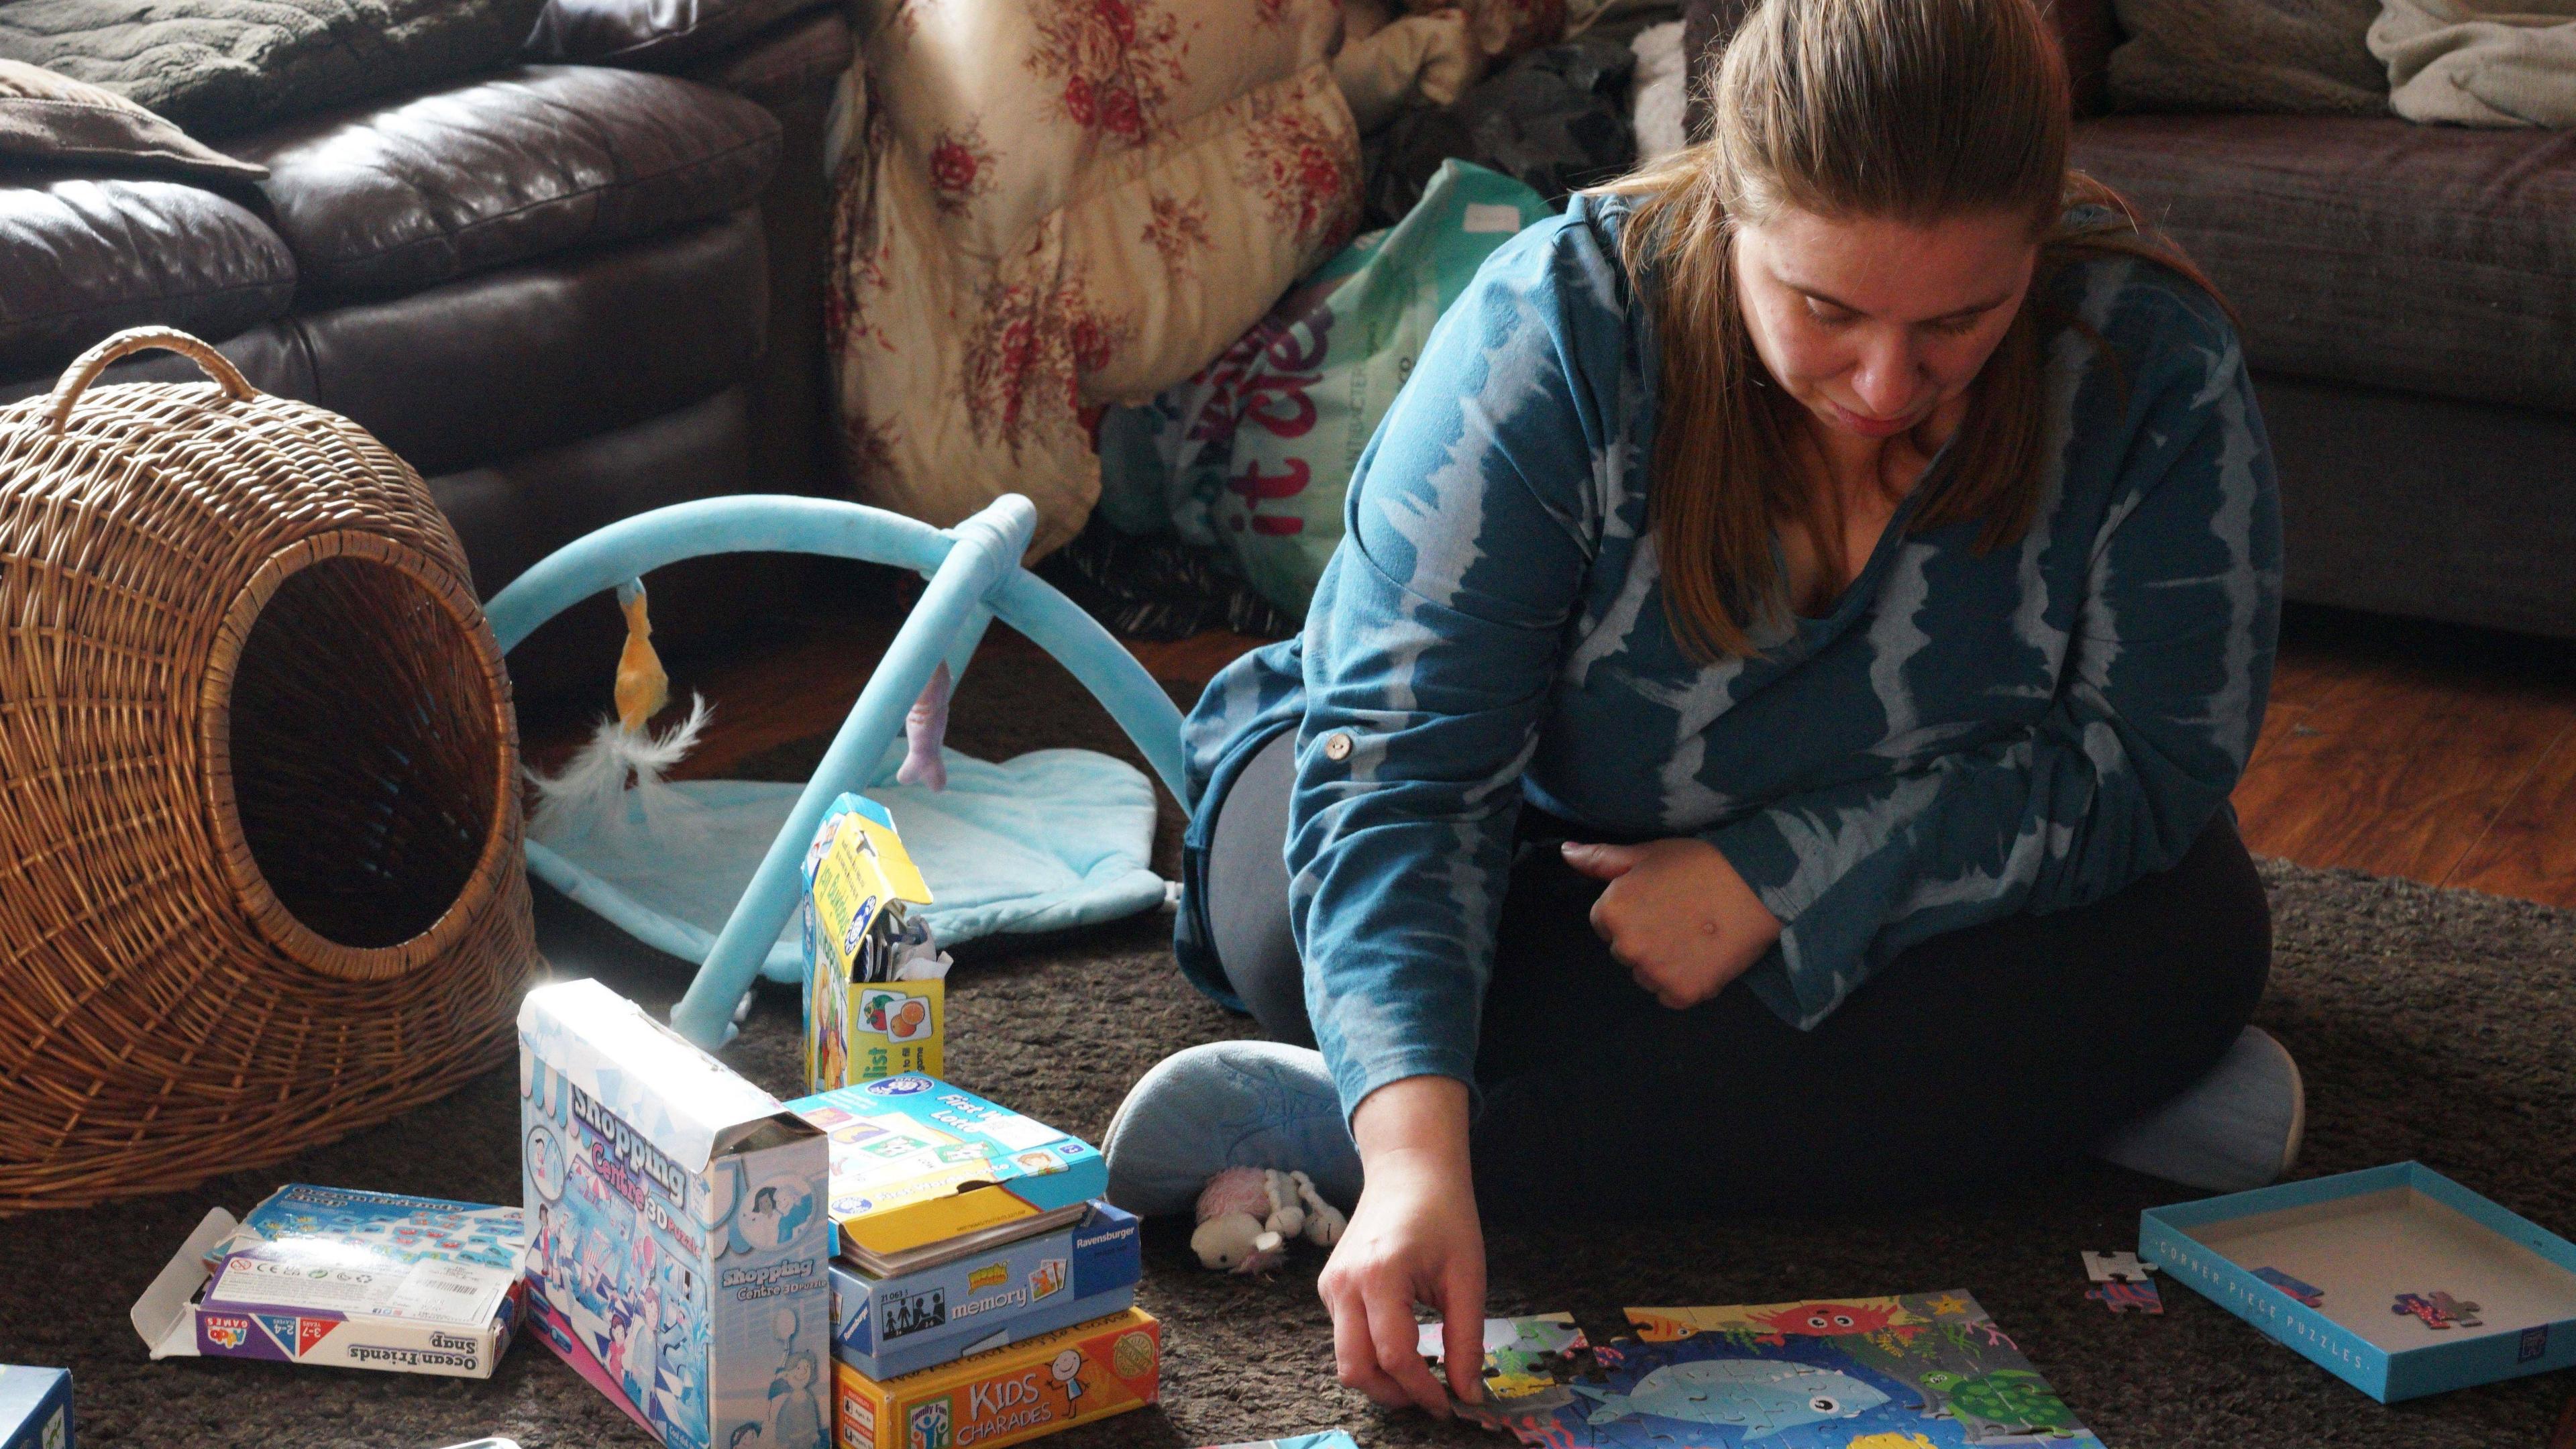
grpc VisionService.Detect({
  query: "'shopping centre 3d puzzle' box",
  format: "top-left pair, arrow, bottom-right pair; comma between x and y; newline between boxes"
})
520,979 -> 835,1449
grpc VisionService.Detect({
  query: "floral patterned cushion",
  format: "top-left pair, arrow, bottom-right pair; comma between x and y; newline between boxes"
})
825,0 -> 1362,553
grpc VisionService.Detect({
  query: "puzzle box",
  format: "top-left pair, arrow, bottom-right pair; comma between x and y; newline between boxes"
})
2142,1161 -> 2576,1401
521,978 -> 835,1449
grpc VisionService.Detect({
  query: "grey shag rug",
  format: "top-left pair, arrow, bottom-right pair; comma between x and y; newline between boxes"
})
4,647 -> 2572,1448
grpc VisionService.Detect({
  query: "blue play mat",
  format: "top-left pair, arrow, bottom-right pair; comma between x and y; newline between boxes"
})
484,494 -> 1186,1048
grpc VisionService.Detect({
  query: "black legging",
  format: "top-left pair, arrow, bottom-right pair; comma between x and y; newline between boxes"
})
1206,731 -> 2272,1214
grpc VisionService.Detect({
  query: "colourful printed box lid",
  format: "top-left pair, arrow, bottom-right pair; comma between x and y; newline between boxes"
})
197,1191 -> 528,1332
519,977 -> 800,1174
207,1184 -> 524,1275
787,1077 -> 1104,1257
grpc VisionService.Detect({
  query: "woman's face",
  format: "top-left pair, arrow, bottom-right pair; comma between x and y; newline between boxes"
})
1733,206 -> 2037,443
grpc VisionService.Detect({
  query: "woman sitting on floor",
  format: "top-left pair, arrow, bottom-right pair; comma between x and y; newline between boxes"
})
1103,0 -> 2293,1415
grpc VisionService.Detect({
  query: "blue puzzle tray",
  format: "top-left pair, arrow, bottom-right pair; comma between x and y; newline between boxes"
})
2141,1161 -> 2576,1401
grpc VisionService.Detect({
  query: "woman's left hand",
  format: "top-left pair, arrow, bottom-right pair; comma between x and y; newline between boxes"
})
1560,839 -> 1782,1009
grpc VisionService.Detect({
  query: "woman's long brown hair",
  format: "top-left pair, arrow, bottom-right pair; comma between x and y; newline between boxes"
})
1597,0 -> 2228,661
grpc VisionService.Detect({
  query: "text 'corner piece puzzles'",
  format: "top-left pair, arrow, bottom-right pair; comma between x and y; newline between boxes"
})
1425,1295 -> 2106,1448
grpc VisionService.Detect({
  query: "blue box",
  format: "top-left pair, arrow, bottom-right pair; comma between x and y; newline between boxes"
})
2141,1161 -> 2576,1402
0,1366 -> 70,1449
788,1076 -> 1107,1274
829,1203 -> 1141,1379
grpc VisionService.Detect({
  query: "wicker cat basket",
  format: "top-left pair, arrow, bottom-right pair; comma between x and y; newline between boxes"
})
0,327 -> 539,1213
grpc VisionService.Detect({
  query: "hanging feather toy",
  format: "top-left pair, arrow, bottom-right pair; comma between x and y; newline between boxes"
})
529,580 -> 958,855
527,580 -> 713,850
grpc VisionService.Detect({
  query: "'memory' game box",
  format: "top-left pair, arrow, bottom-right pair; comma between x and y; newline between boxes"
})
830,1203 -> 1140,1379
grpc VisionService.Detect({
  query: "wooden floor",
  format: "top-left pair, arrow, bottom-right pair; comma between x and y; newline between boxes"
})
526,592 -> 2576,910
2237,608 -> 2576,906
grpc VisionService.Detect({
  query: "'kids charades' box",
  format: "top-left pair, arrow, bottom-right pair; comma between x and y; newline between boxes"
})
790,1077 -> 1106,1275
832,1306 -> 1160,1449
521,979 -> 833,1449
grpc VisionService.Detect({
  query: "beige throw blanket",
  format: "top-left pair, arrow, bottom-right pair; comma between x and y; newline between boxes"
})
822,0 -> 1363,555
2372,0 -> 2576,125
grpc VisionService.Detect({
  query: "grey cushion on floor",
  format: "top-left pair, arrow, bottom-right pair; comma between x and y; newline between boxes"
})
0,0 -> 549,138
2074,113 -> 2576,415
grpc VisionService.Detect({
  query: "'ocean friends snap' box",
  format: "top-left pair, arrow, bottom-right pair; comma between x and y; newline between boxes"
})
831,1307 -> 1160,1449
0,1366 -> 70,1449
521,979 -> 834,1449
130,1187 -> 529,1379
788,1077 -> 1106,1276
804,794 -> 944,1092
830,1203 -> 1141,1379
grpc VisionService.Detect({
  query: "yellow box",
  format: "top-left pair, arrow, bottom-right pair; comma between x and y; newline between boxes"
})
832,1308 -> 1160,1449
804,795 -> 941,1091
846,978 -> 944,1082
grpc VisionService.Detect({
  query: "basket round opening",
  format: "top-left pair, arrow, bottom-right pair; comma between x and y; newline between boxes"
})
206,535 -> 517,979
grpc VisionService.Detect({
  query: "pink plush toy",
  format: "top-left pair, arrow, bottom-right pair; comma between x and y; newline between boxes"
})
1190,1167 -> 1349,1274
898,661 -> 951,790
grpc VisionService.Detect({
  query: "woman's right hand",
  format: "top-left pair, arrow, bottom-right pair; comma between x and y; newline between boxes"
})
1316,1074 -> 1488,1416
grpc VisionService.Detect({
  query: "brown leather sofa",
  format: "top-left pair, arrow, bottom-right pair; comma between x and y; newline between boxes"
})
1679,0 -> 2576,642
0,0 -> 856,700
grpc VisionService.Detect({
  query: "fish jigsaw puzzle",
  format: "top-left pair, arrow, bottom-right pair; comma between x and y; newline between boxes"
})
1428,1296 -> 2105,1448
1419,1313 -> 1601,1427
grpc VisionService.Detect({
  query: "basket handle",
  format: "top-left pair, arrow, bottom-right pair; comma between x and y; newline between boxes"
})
46,327 -> 260,433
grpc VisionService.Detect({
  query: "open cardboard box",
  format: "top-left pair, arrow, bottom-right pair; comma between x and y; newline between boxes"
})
2141,1162 -> 2576,1401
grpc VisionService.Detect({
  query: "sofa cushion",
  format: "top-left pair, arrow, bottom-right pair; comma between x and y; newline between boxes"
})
2074,113 -> 2576,415
2107,0 -> 2388,116
0,206 -> 767,474
228,65 -> 780,300
0,176 -> 295,374
0,59 -> 268,181
527,0 -> 829,72
0,0 -> 547,140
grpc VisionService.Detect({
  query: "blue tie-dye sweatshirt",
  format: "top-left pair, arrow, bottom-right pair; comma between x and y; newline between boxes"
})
1174,192 -> 2282,1122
